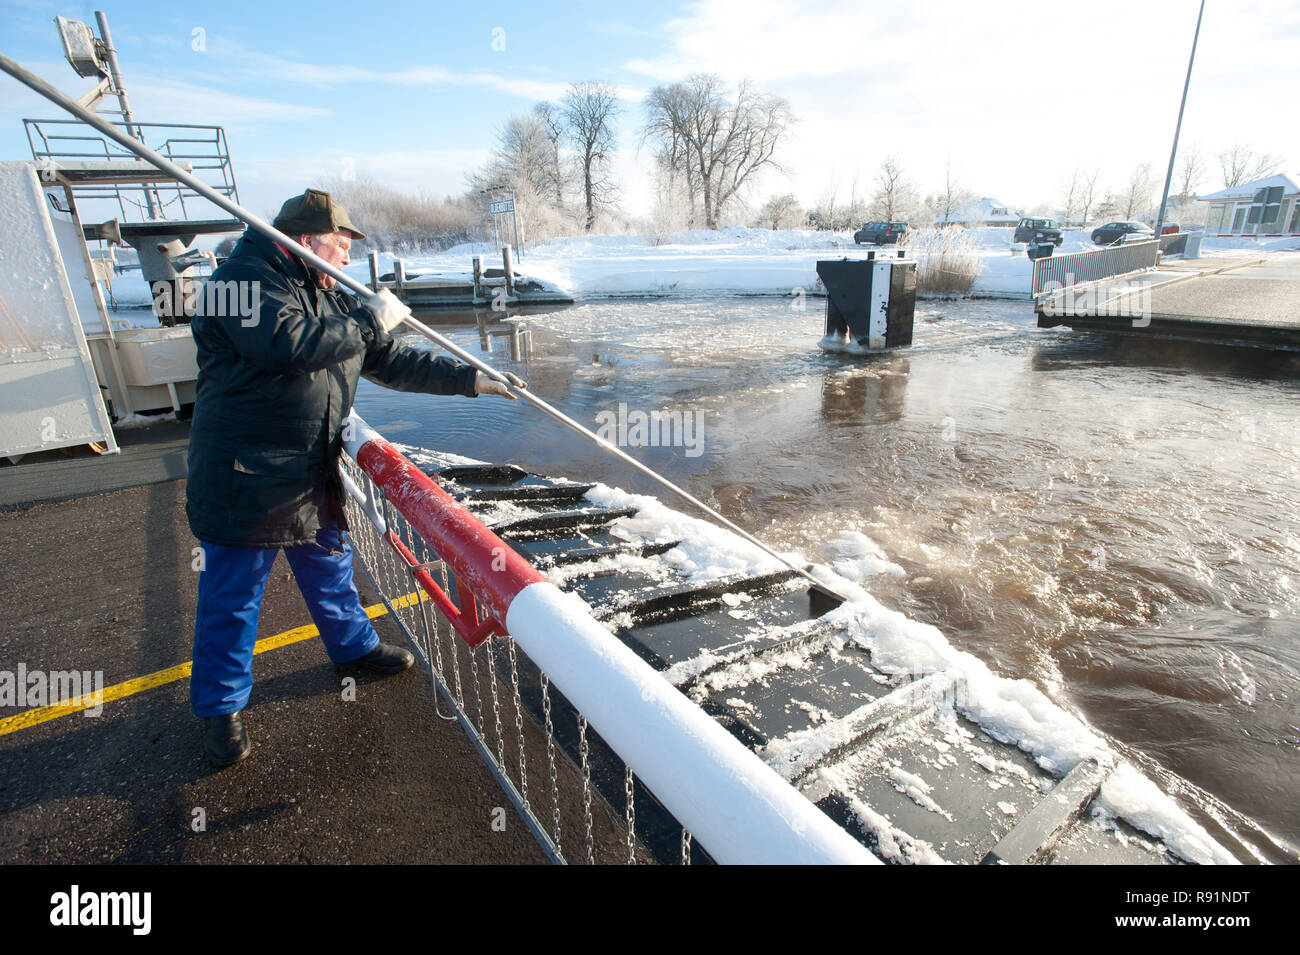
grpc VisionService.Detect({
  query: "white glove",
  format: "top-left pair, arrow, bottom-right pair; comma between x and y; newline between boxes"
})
369,288 -> 411,335
475,370 -> 527,400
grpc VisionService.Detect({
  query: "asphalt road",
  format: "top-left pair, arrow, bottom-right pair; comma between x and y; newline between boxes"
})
0,480 -> 551,864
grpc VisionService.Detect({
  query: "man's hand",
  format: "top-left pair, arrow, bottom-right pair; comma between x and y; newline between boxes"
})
368,288 -> 411,335
475,370 -> 527,400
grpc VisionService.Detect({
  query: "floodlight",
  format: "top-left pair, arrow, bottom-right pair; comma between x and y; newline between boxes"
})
55,16 -> 106,79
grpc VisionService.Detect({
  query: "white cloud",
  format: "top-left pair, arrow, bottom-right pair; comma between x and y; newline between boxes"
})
126,74 -> 332,125
623,0 -> 1300,212
200,39 -> 576,103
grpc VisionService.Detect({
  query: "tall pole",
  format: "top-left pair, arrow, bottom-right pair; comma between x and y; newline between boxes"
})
93,11 -> 161,219
1154,0 -> 1205,242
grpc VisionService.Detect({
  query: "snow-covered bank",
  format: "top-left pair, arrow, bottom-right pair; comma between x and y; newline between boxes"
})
353,225 -> 1300,304
103,225 -> 1300,318
353,225 -> 1039,300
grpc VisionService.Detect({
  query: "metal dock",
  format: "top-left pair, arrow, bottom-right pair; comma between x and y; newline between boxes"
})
1038,251 -> 1300,348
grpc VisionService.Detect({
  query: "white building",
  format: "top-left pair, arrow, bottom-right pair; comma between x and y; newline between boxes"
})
944,197 -> 1019,227
1198,174 -> 1300,237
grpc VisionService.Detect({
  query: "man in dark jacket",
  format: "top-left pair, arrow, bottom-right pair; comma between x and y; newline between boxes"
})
186,188 -> 522,767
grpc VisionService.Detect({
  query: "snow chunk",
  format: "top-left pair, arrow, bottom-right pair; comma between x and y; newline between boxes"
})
1096,763 -> 1239,866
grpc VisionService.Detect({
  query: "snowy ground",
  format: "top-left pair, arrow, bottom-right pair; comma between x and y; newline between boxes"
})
107,224 -> 1300,315
352,225 -> 1300,302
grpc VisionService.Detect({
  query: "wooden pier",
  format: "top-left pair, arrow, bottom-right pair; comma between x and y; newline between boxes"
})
367,245 -> 574,311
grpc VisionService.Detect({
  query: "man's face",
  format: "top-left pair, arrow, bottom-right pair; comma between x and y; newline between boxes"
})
302,231 -> 352,289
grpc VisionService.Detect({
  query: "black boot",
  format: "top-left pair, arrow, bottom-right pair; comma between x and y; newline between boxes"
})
203,712 -> 249,767
350,642 -> 414,675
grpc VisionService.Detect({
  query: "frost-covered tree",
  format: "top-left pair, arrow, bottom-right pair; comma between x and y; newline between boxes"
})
1120,163 -> 1156,219
868,156 -> 921,221
756,193 -> 803,230
471,113 -> 557,200
531,102 -> 568,208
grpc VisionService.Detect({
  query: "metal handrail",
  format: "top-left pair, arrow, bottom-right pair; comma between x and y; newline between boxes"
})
339,411 -> 878,866
1032,239 -> 1160,298
23,116 -> 240,221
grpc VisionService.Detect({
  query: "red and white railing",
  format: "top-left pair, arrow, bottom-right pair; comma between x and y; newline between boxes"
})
340,412 -> 877,865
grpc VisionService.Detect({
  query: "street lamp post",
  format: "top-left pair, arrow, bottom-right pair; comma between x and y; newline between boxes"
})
1154,0 -> 1206,242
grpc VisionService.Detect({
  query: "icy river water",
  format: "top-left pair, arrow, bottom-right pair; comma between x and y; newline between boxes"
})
353,296 -> 1300,848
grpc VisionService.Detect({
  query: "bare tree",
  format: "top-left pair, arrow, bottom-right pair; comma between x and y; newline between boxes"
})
469,114 -> 578,241
869,155 -> 920,221
1176,144 -> 1207,200
1079,164 -> 1102,224
644,73 -> 794,229
643,82 -> 700,227
471,113 -> 557,199
1059,164 -> 1083,226
1217,144 -> 1281,188
532,101 -> 568,208
560,82 -> 622,232
756,193 -> 802,230
929,161 -> 972,225
1119,163 -> 1156,219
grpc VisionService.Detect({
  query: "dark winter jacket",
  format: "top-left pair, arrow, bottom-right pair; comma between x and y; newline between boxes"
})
185,229 -> 478,547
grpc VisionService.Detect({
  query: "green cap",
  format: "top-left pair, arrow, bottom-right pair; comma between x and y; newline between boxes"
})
272,188 -> 366,240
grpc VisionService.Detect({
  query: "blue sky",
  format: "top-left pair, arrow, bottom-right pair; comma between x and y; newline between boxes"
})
2,0 -> 1297,224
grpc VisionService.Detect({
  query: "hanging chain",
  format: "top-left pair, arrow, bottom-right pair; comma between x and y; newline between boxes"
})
681,828 -> 692,866
467,625 -> 487,736
508,635 -> 529,809
578,713 -> 595,866
624,764 -> 636,865
422,541 -> 455,722
541,673 -> 562,858
487,635 -> 507,771
444,598 -> 466,711
414,543 -> 452,722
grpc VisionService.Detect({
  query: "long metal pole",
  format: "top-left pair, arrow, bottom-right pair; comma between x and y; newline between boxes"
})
0,52 -> 845,601
93,11 -> 160,219
1154,0 -> 1205,241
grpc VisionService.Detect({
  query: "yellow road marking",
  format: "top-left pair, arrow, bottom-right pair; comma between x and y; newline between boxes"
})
0,592 -> 425,737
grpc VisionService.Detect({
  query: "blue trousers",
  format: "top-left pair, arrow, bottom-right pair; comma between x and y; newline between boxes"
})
190,526 -> 380,716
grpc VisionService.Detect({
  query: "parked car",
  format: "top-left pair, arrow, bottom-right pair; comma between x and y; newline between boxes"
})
854,221 -> 909,245
1159,222 -> 1180,235
1091,221 -> 1155,246
1013,217 -> 1064,246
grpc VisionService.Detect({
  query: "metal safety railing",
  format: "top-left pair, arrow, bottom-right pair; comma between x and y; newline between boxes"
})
337,413 -> 877,866
339,449 -> 597,864
1032,239 -> 1160,299
24,117 -> 240,221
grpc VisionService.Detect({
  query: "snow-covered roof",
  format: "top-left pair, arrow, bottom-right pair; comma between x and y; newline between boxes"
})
948,197 -> 1018,223
1198,173 -> 1298,202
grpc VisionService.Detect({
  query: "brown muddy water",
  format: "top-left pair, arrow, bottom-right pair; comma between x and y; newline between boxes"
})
354,297 -> 1300,849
